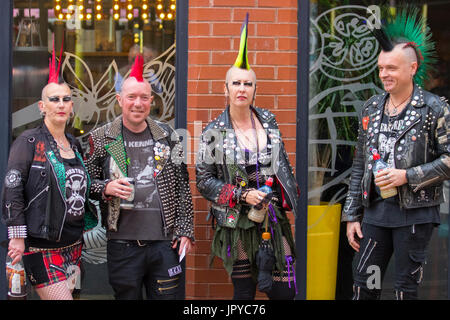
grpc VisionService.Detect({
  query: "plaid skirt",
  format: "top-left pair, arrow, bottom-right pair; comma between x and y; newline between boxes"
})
23,241 -> 82,289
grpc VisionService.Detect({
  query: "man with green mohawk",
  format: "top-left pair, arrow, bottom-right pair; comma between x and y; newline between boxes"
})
196,13 -> 299,300
343,7 -> 450,300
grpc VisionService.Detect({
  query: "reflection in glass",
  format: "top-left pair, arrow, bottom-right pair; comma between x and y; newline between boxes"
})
12,0 -> 176,299
308,1 -> 449,300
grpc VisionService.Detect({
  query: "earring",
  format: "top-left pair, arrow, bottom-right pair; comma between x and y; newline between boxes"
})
40,110 -> 46,117
70,111 -> 75,118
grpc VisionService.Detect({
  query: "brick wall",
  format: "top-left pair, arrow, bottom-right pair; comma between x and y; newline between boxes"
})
186,0 -> 298,299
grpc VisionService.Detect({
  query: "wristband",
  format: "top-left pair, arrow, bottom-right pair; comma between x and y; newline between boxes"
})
8,225 -> 27,239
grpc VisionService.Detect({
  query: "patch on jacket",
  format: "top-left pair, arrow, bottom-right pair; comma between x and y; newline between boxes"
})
33,141 -> 47,162
217,184 -> 234,205
168,265 -> 182,277
4,169 -> 21,188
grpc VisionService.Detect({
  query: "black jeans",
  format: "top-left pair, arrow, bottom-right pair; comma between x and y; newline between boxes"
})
107,240 -> 181,300
352,223 -> 434,300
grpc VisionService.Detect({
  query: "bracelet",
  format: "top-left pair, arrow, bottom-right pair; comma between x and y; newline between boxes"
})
8,225 -> 27,239
232,187 -> 242,203
240,188 -> 255,203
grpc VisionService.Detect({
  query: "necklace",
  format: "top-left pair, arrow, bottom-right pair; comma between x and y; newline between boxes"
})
231,114 -> 259,152
232,111 -> 264,188
388,93 -> 411,116
55,138 -> 71,153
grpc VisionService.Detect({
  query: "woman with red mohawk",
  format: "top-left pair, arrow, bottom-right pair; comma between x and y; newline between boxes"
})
2,37 -> 91,299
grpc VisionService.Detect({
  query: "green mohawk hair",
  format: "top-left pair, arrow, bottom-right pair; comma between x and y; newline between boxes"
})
233,13 -> 250,70
384,7 -> 437,87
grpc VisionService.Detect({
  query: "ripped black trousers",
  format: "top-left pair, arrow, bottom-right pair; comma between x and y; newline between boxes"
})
352,222 -> 434,300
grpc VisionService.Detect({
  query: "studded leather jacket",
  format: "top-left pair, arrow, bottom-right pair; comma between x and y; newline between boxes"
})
342,85 -> 450,222
84,116 -> 194,241
196,106 -> 299,226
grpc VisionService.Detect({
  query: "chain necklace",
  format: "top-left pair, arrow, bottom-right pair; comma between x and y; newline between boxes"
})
388,93 -> 412,116
231,113 -> 259,152
232,110 -> 264,188
55,138 -> 71,153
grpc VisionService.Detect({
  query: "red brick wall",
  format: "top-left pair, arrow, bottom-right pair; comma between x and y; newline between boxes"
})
186,0 -> 298,299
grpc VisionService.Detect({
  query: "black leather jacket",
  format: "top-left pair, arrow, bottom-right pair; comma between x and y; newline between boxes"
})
196,106 -> 299,224
342,85 -> 450,222
1,123 -> 90,241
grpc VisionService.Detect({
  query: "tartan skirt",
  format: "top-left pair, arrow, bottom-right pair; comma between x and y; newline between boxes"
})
23,241 -> 82,289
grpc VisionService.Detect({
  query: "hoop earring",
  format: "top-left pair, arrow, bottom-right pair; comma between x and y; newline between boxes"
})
70,111 -> 75,118
40,110 -> 46,118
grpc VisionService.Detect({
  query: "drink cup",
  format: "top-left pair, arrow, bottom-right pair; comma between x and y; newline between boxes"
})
119,177 -> 135,210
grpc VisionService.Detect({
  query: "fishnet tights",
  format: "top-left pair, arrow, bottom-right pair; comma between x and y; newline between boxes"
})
231,237 -> 294,282
35,281 -> 74,300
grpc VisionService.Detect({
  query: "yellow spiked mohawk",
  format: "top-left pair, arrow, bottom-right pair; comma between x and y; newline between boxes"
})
233,13 -> 250,70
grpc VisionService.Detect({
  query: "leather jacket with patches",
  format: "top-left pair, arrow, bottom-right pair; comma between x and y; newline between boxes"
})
1,123 -> 90,241
342,85 -> 450,222
195,106 -> 299,226
84,116 -> 194,241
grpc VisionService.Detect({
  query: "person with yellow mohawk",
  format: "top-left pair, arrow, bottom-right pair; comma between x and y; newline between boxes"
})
196,13 -> 299,300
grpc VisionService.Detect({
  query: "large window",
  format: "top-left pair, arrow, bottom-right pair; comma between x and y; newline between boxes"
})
307,0 -> 450,300
12,0 -> 177,299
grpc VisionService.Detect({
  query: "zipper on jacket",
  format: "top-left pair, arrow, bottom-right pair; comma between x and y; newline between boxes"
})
45,152 -> 68,242
154,178 -> 168,237
6,203 -> 11,219
394,118 -> 421,208
23,186 -> 50,211
412,176 -> 441,193
424,132 -> 428,164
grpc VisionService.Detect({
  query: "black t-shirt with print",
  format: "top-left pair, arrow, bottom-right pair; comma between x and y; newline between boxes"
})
107,125 -> 171,241
27,156 -> 87,248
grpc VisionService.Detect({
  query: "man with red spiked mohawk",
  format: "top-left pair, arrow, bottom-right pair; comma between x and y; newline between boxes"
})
2,37 -> 91,300
343,7 -> 450,300
85,54 -> 194,300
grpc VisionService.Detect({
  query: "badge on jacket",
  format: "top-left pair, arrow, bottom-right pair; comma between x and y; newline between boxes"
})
362,116 -> 369,131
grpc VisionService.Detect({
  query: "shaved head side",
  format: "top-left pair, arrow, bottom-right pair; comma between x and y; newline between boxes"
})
391,42 -> 419,65
120,77 -> 152,96
41,82 -> 71,101
225,66 -> 256,86
381,43 -> 418,64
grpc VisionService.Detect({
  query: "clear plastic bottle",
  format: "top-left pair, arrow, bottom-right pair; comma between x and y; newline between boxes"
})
372,152 -> 398,199
248,177 -> 273,223
6,256 -> 27,300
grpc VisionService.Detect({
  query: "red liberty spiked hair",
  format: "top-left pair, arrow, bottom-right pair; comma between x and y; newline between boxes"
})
129,54 -> 144,82
48,35 -> 64,84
